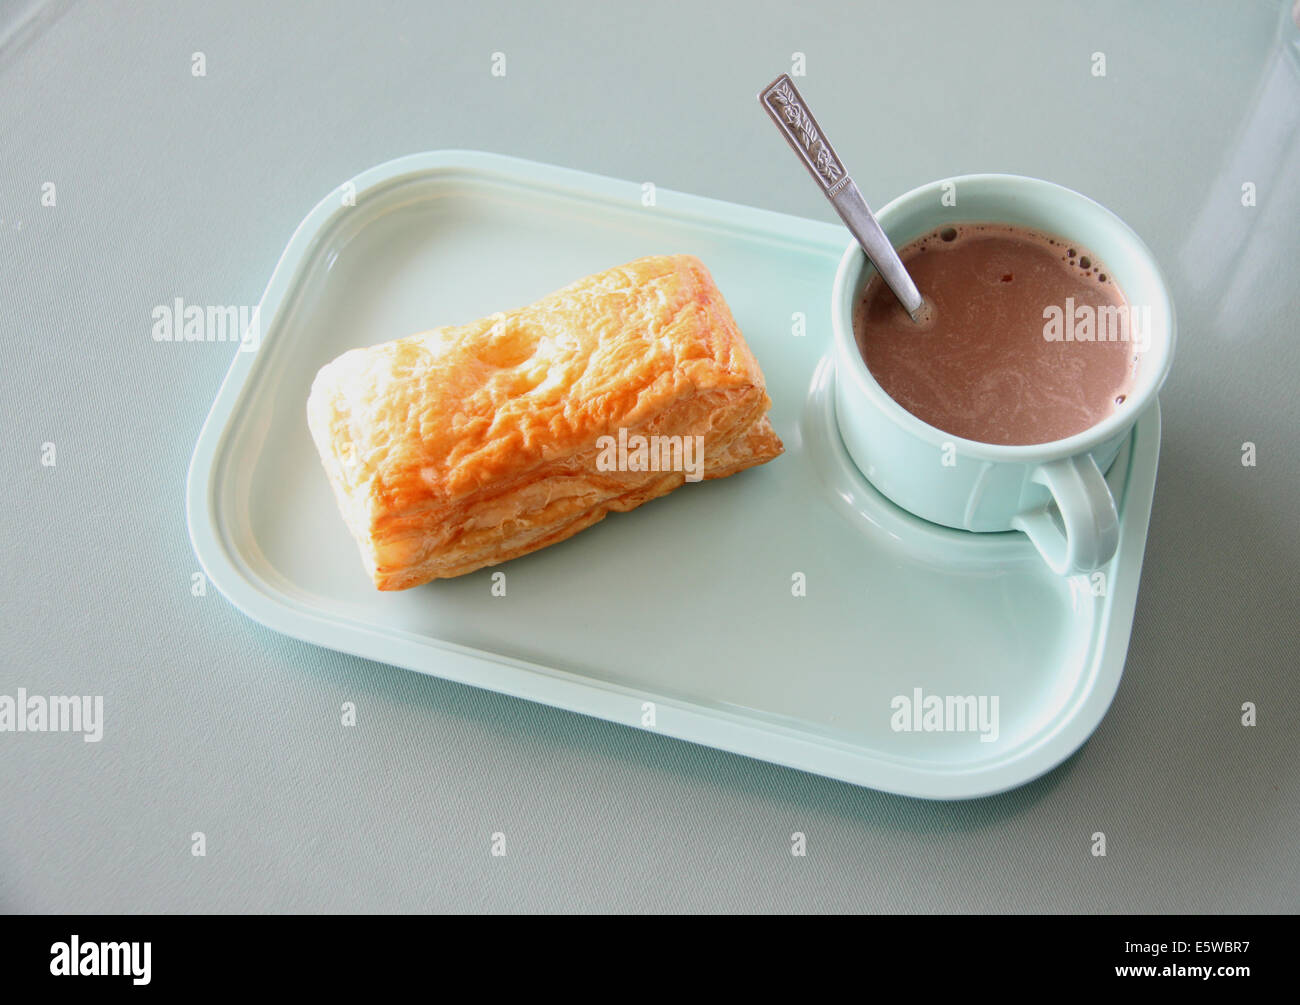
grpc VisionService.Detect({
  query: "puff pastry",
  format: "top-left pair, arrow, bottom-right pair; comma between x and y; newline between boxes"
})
307,254 -> 783,590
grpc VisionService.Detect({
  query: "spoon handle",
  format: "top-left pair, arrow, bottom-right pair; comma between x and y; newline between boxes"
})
758,74 -> 924,318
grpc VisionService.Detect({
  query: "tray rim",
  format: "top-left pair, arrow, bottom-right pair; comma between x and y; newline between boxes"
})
185,148 -> 1161,799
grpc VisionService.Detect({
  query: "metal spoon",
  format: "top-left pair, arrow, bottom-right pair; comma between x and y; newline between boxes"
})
758,74 -> 926,322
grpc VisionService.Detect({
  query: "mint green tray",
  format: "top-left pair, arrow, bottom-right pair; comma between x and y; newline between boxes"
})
186,150 -> 1161,799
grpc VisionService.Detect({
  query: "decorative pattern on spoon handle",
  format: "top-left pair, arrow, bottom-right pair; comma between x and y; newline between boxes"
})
759,74 -> 847,194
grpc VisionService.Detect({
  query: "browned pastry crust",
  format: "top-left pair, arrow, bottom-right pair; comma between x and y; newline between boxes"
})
307,254 -> 783,589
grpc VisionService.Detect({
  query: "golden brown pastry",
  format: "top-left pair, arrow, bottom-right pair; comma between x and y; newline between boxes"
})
307,254 -> 783,589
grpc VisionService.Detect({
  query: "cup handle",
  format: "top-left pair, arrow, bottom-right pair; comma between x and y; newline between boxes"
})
1011,455 -> 1119,575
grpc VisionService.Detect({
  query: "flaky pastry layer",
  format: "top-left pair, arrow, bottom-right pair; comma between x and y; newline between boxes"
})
307,254 -> 783,589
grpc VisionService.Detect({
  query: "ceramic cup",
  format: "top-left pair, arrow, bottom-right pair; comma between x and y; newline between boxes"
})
831,174 -> 1175,575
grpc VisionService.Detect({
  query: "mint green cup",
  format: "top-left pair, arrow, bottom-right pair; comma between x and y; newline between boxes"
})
830,174 -> 1176,575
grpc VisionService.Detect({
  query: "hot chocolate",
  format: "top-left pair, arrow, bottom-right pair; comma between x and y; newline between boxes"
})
853,223 -> 1142,446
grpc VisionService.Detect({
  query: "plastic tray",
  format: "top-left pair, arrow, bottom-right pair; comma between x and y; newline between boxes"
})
186,150 -> 1161,798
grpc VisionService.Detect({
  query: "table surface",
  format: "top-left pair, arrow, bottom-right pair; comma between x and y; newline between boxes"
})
3,0 -> 1297,913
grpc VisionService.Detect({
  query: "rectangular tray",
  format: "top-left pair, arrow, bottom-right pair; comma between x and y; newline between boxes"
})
186,150 -> 1160,799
